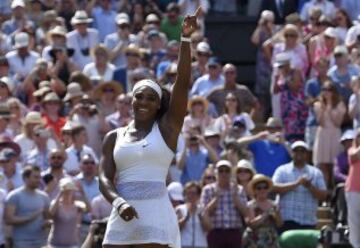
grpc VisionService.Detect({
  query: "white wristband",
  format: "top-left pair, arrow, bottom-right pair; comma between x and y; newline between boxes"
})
181,36 -> 191,43
112,197 -> 126,210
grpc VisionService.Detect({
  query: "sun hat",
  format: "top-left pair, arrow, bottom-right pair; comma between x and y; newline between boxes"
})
167,182 -> 184,201
23,111 -> 44,125
266,117 -> 283,128
32,87 -> 51,98
0,148 -> 17,161
323,27 -> 337,39
0,77 -> 14,92
248,174 -> 273,196
146,13 -> 160,23
14,32 -> 29,49
274,52 -> 291,68
0,136 -> 21,155
49,25 -> 67,37
236,159 -> 256,175
93,81 -> 123,100
63,82 -> 84,102
0,104 -> 12,119
187,95 -> 208,111
42,92 -> 61,103
59,177 -> 78,191
204,127 -> 220,138
71,10 -> 93,25
215,160 -> 232,169
334,45 -> 348,56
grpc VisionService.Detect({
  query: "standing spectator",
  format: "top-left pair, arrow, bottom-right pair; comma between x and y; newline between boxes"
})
334,9 -> 353,45
328,45 -> 360,103
349,75 -> 360,129
105,93 -> 132,130
300,0 -> 336,22
251,10 -> 275,119
183,95 -> 213,134
176,181 -> 211,248
346,128 -> 360,248
83,45 -> 116,82
235,159 -> 256,198
200,160 -> 248,248
0,148 -> 23,193
89,0 -> 117,42
93,81 -> 123,117
242,174 -> 282,248
237,117 -> 291,177
191,57 -> 224,97
192,41 -> 211,82
207,63 -> 258,116
260,0 -> 299,24
334,130 -> 354,184
161,3 -> 184,41
66,11 -> 99,70
48,177 -> 90,248
41,92 -> 66,139
272,141 -> 327,233
4,165 -> 50,248
313,81 -> 346,188
104,13 -> 138,70
1,0 -> 33,36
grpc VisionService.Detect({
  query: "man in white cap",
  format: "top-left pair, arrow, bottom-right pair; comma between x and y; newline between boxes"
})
191,41 -> 211,81
272,140 -> 327,233
104,13 -> 138,69
67,10 -> 99,70
5,32 -> 39,81
88,0 -> 117,42
1,0 -> 33,35
200,160 -> 248,248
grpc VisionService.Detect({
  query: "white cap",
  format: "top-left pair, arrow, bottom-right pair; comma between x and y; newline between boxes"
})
116,13 -> 130,25
334,45 -> 348,56
196,41 -> 211,53
274,52 -> 291,67
167,182 -> 184,201
0,77 -> 14,92
215,160 -> 232,169
14,32 -> 29,49
261,10 -> 275,22
146,13 -> 160,23
11,0 -> 25,9
340,129 -> 355,142
324,27 -> 337,38
291,140 -> 309,151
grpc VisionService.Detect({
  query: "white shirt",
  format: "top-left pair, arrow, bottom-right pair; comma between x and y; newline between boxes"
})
63,145 -> 98,175
66,28 -> 99,70
83,62 -> 115,82
5,50 -> 40,78
300,0 -> 336,21
0,169 -> 23,193
345,24 -> 360,47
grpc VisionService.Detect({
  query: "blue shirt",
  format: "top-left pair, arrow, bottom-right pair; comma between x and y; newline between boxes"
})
248,140 -> 291,177
91,7 -> 117,42
304,77 -> 322,127
180,148 -> 209,185
327,64 -> 360,102
190,74 -> 225,97
272,162 -> 326,225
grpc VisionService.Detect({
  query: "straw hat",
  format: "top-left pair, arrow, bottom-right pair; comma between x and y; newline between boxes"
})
33,87 -> 51,98
49,25 -> 67,37
248,174 -> 273,196
42,92 -> 61,103
64,82 -> 84,102
236,159 -> 256,176
23,111 -> 44,125
59,177 -> 78,191
93,81 -> 123,100
71,10 -> 93,25
125,44 -> 141,56
187,95 -> 209,111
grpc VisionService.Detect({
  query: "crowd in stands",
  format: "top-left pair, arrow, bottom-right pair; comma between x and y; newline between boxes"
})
0,0 -> 358,248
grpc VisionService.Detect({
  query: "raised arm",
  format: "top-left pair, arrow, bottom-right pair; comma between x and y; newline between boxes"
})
160,9 -> 200,145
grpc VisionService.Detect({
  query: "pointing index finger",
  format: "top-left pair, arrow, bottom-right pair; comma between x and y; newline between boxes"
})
194,6 -> 202,18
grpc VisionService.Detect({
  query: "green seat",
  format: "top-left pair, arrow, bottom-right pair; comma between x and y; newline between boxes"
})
279,230 -> 320,248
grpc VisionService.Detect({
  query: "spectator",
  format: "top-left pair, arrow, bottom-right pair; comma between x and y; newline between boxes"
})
147,30 -> 167,70
349,75 -> 360,129
346,128 -> 360,248
207,63 -> 258,116
167,181 -> 185,208
48,177 -> 90,248
66,10 -> 99,70
89,0 -> 117,42
42,148 -> 69,199
235,159 -> 256,198
200,167 -> 216,188
191,57 -> 224,97
105,93 -> 132,130
1,0 -> 33,36
200,160 -> 248,248
272,141 -> 327,233
242,174 -> 282,247
91,193 -> 111,220
0,147 -> 23,193
237,117 -> 291,177
41,92 -> 66,139
300,0 -> 336,22
272,52 -> 308,141
260,0 -> 298,24
334,129 -> 354,184
4,165 -> 50,248
0,103 -> 12,138
183,95 -> 213,134
340,0 -> 360,22
334,9 -> 353,45
176,181 -> 211,248
104,13 -> 138,70
304,58 -> 329,151
161,3 -> 184,41
7,97 -> 26,136
156,40 -> 180,80
63,82 -> 84,114
6,32 -> 40,84
203,127 -> 223,157
63,124 -> 98,176
93,81 -> 123,117
192,41 -> 211,82
177,132 -> 218,185
313,81 -> 346,188
328,45 -> 360,103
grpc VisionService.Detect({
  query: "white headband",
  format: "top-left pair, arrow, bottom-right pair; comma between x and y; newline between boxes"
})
132,79 -> 162,99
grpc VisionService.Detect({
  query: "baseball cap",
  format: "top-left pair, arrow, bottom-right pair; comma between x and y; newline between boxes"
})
340,129 -> 355,142
334,45 -> 348,56
215,160 -> 232,169
291,140 -> 309,151
167,182 -> 184,201
207,57 -> 221,66
196,42 -> 211,53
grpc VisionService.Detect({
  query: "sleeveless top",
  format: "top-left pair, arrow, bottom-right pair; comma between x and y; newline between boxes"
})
103,122 -> 181,247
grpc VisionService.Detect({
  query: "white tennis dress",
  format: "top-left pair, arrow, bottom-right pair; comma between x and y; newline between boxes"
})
103,122 -> 181,247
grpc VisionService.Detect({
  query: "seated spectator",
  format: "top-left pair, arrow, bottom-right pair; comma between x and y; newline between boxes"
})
105,93 -> 132,130
63,124 -> 98,176
272,141 -> 327,233
48,177 -> 90,248
0,148 -> 23,193
161,3 -> 184,41
63,82 -> 84,115
242,174 -> 282,247
207,63 -> 258,116
176,181 -> 211,248
4,166 -> 50,248
313,81 -> 346,188
235,159 -> 256,198
66,11 -> 99,70
183,95 -> 213,134
93,81 -> 123,117
200,160 -> 248,248
237,117 -> 291,177
191,41 -> 211,82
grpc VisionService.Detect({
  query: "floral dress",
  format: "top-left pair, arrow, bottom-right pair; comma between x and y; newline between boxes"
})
242,200 -> 280,248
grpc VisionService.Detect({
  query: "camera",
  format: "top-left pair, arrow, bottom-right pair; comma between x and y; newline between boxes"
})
81,48 -> 90,56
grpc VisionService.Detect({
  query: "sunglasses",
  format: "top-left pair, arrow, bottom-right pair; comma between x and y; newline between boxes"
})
103,88 -> 114,93
118,24 -> 130,29
50,155 -> 63,160
255,185 -> 269,191
334,53 -> 344,58
237,169 -> 251,174
284,33 -> 297,38
83,160 -> 95,165
322,87 -> 332,91
218,168 -> 231,173
205,175 -> 216,180
197,52 -> 210,57
0,84 -> 8,89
